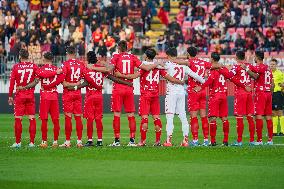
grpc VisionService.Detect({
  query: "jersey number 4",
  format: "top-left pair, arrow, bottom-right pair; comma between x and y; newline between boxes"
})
146,70 -> 159,84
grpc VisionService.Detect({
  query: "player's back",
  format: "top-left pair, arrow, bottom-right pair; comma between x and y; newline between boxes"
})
84,65 -> 105,95
38,64 -> 61,93
140,61 -> 166,97
208,70 -> 227,95
165,61 -> 186,95
62,59 -> 85,94
188,58 -> 211,91
252,63 -> 272,92
10,61 -> 38,97
111,52 -> 141,89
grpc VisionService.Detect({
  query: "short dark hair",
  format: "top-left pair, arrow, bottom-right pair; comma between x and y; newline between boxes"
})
118,40 -> 127,52
271,58 -> 277,63
87,51 -> 98,64
236,50 -> 245,60
19,49 -> 29,59
145,48 -> 156,60
187,46 -> 197,57
211,52 -> 220,62
66,46 -> 76,55
166,47 -> 177,57
43,52 -> 54,61
255,50 -> 264,60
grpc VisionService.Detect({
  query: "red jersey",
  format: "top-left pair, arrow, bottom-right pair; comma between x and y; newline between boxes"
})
187,58 -> 211,91
202,70 -> 227,96
9,62 -> 39,97
110,52 -> 142,90
250,63 -> 272,92
83,65 -> 106,96
219,63 -> 252,94
140,67 -> 167,97
37,64 -> 65,100
62,59 -> 85,95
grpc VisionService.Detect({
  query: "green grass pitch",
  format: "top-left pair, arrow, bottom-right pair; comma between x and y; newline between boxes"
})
0,114 -> 284,189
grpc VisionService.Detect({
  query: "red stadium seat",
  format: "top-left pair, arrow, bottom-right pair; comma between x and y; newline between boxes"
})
236,28 -> 245,37
202,5 -> 208,12
192,21 -> 201,27
277,20 -> 284,27
270,51 -> 279,56
228,28 -> 236,35
229,42 -> 235,49
208,5 -> 215,13
215,13 -> 222,20
209,44 -> 216,52
182,21 -> 192,28
263,28 -> 268,36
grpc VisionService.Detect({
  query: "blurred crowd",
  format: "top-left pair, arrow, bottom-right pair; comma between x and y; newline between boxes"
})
0,0 -> 162,67
156,0 -> 284,56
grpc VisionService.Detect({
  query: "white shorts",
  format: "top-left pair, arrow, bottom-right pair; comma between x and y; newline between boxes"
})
165,94 -> 186,115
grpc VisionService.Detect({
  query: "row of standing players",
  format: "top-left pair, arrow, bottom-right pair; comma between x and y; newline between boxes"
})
8,41 -> 273,148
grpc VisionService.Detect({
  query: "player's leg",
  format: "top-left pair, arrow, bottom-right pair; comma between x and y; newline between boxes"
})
11,96 -> 24,147
164,95 -> 177,146
74,95 -> 83,147
279,110 -> 284,136
200,91 -> 209,145
265,93 -> 273,145
272,92 -> 280,135
188,92 -> 200,145
255,92 -> 265,145
246,93 -> 255,144
94,96 -> 104,146
60,94 -> 73,147
220,95 -> 229,146
39,98 -> 50,148
176,94 -> 189,146
209,117 -> 217,146
233,93 -> 245,145
110,90 -> 122,146
83,96 -> 95,147
124,90 -> 136,146
50,99 -> 60,147
208,96 -> 218,146
151,97 -> 162,146
27,97 -> 36,147
138,96 -> 150,146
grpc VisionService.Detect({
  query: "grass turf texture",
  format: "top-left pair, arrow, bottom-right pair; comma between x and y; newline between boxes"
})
0,114 -> 284,189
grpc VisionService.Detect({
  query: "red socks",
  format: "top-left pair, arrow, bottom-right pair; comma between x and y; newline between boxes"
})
154,118 -> 162,143
74,116 -> 83,140
236,117 -> 244,143
210,120 -> 217,144
113,116 -> 120,139
191,117 -> 199,141
247,116 -> 255,142
65,115 -> 72,140
29,118 -> 36,143
14,118 -> 22,143
128,116 -> 136,139
223,120 -> 229,143
41,119 -> 48,141
95,119 -> 103,140
87,119 -> 94,140
266,119 -> 273,141
52,118 -> 60,141
201,117 -> 209,140
256,118 -> 263,142
140,118 -> 148,142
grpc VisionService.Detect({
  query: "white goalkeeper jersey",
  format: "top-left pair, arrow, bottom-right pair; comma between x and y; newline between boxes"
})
164,61 -> 205,95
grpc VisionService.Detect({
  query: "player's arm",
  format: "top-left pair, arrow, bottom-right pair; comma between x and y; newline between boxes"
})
107,75 -> 133,87
194,73 -> 214,92
87,64 -> 114,73
36,68 -> 62,78
187,67 -> 205,84
242,64 -> 259,79
219,66 -> 236,79
163,74 -> 184,85
114,70 -> 141,80
42,74 -> 66,90
17,78 -> 40,90
67,80 -> 89,90
8,68 -> 16,105
172,59 -> 188,66
62,81 -> 81,87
